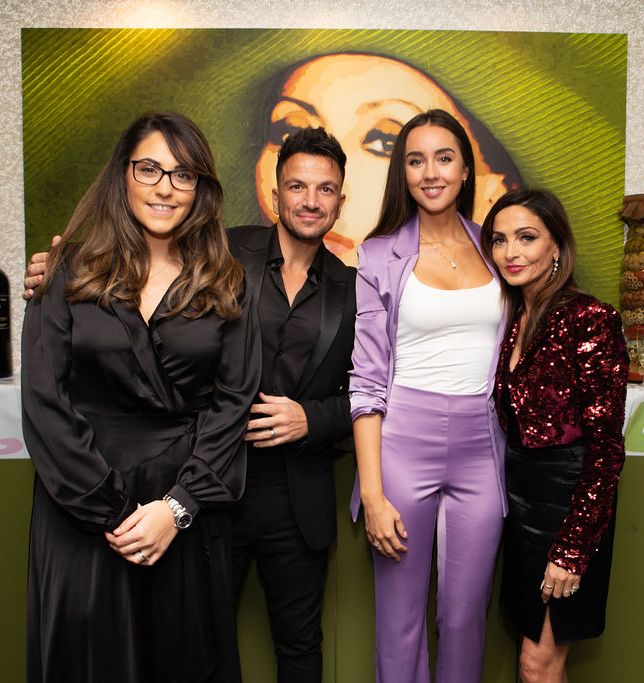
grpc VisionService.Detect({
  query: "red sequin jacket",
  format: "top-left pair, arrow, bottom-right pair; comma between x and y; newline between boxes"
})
494,292 -> 628,575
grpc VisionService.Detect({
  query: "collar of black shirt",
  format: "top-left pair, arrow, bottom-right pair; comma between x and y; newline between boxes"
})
267,227 -> 325,284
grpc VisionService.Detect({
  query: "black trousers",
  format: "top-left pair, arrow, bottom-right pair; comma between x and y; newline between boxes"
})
231,453 -> 329,683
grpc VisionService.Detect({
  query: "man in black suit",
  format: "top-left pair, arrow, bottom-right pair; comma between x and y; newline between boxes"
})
228,128 -> 355,683
23,127 -> 355,683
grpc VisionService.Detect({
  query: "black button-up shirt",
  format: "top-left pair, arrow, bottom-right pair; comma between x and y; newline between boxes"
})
258,230 -> 324,398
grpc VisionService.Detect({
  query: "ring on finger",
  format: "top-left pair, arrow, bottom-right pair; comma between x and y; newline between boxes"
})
269,428 -> 276,440
372,541 -> 381,549
138,550 -> 149,563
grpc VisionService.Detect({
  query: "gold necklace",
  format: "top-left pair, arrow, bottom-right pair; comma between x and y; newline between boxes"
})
419,239 -> 459,270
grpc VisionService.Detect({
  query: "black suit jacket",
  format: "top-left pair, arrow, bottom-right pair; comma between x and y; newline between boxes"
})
227,225 -> 356,550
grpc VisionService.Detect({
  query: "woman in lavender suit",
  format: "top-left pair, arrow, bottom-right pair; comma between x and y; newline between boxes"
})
349,110 -> 507,683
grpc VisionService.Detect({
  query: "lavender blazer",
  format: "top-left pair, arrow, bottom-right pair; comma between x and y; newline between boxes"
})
348,213 -> 508,518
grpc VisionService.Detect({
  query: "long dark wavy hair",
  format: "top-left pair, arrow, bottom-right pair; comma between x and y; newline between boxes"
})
480,188 -> 580,346
367,109 -> 476,239
40,112 -> 243,320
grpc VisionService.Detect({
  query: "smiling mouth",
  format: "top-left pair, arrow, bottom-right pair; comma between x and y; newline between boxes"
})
505,265 -> 527,274
421,186 -> 446,196
148,203 -> 176,213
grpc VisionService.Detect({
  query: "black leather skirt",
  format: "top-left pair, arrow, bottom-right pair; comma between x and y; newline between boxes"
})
500,440 -> 616,643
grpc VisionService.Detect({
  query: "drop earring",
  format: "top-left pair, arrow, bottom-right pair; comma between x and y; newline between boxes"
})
551,256 -> 560,279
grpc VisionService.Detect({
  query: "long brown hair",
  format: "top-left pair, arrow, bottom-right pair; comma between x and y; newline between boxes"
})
367,109 -> 476,240
40,112 -> 243,319
480,188 -> 579,346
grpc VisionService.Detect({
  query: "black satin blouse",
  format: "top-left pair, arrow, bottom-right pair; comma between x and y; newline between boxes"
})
22,262 -> 261,530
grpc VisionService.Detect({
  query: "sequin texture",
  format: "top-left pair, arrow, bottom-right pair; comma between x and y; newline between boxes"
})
495,293 -> 628,574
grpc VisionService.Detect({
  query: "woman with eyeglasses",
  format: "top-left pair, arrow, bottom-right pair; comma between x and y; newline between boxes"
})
22,112 -> 260,683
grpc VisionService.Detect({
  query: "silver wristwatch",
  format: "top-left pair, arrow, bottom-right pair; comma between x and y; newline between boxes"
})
163,495 -> 193,530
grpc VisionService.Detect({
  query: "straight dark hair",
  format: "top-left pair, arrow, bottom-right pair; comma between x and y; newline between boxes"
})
40,112 -> 243,320
480,188 -> 580,347
367,109 -> 475,239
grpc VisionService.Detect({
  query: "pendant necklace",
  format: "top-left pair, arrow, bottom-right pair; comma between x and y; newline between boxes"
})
420,239 -> 459,270
430,245 -> 458,270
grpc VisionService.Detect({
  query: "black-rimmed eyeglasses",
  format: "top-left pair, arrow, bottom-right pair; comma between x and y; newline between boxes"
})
130,159 -> 199,191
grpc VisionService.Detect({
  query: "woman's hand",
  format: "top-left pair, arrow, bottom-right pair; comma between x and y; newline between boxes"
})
105,500 -> 178,566
363,493 -> 408,562
540,561 -> 581,603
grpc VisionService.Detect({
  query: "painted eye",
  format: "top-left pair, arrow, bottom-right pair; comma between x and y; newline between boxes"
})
267,113 -> 313,146
361,119 -> 402,158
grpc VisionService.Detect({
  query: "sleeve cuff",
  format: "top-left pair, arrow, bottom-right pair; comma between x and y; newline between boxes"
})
167,483 -> 200,518
548,547 -> 590,576
351,405 -> 386,421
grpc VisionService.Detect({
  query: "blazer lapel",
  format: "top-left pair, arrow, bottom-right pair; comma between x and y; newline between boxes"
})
238,245 -> 267,309
294,256 -> 347,397
386,215 -> 419,351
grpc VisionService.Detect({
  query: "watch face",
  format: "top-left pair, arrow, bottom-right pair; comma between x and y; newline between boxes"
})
176,512 -> 193,530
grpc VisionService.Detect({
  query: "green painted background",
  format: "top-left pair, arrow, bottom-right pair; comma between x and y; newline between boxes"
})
22,28 -> 626,306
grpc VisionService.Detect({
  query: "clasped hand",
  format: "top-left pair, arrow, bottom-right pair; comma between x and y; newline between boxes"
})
105,500 -> 178,566
363,493 -> 408,562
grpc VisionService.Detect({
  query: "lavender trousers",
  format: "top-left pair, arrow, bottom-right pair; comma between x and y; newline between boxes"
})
374,384 -> 504,683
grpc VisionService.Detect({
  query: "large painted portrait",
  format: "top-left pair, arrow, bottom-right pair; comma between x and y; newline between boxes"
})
253,52 -> 522,260
22,28 -> 626,303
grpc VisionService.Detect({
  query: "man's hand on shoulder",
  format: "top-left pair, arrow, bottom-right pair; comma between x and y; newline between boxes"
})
245,392 -> 309,448
23,235 -> 61,300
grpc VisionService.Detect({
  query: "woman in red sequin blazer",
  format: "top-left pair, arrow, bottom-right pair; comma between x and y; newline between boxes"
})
480,189 -> 628,683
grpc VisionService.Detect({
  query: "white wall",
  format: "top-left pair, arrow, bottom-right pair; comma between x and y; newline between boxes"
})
2,0 -> 643,369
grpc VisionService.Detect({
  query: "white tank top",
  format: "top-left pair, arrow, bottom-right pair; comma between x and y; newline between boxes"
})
393,273 -> 502,395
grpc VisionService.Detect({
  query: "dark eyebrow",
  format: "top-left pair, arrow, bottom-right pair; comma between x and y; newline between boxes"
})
282,176 -> 340,191
136,157 -> 188,170
404,146 -> 457,159
278,96 -> 320,117
494,226 -> 539,236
